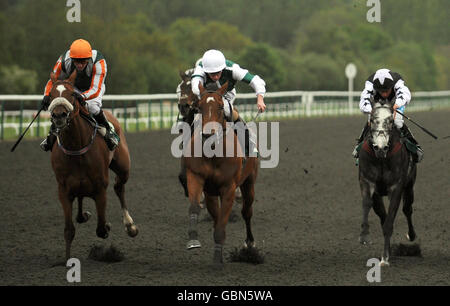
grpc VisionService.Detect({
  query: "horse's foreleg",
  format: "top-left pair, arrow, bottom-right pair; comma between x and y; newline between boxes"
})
381,187 -> 403,266
205,194 -> 219,227
402,184 -> 416,242
58,187 -> 75,260
178,158 -> 189,197
359,179 -> 374,245
186,170 -> 204,250
372,193 -> 386,227
94,190 -> 111,239
240,179 -> 255,248
213,185 -> 236,264
76,197 -> 91,224
113,172 -> 138,238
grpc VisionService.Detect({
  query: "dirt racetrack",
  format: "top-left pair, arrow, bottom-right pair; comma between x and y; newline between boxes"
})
0,110 -> 449,286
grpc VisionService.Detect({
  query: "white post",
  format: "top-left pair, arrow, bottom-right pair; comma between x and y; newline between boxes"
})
345,63 -> 357,114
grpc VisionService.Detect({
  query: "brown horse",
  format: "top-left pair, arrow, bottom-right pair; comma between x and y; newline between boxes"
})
183,82 -> 258,265
176,71 -> 242,203
47,71 -> 138,260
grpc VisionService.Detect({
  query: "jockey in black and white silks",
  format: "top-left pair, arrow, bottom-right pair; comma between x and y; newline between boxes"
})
353,68 -> 423,162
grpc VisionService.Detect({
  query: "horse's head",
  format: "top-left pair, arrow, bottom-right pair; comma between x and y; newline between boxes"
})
48,70 -> 82,130
196,81 -> 228,139
177,69 -> 197,117
369,99 -> 395,158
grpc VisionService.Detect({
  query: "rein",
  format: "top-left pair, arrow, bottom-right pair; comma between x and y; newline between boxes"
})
51,83 -> 98,156
56,122 -> 99,156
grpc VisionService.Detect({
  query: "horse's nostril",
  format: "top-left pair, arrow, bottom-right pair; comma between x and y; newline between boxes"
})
383,146 -> 389,151
373,145 -> 379,150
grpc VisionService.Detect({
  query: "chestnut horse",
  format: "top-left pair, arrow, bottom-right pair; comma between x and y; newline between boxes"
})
47,71 -> 138,260
183,82 -> 258,265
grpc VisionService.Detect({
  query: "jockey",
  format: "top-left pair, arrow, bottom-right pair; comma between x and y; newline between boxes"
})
352,68 -> 423,162
191,49 -> 267,156
40,39 -> 119,151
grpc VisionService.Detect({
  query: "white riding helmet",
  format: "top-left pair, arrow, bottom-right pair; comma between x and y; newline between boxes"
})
202,49 -> 226,73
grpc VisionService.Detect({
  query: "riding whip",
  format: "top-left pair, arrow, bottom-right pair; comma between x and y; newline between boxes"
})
395,109 -> 438,140
10,106 -> 44,152
252,109 -> 262,122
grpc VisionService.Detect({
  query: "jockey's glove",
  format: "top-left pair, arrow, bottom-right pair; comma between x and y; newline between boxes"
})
73,91 -> 86,105
361,102 -> 372,114
41,95 -> 50,111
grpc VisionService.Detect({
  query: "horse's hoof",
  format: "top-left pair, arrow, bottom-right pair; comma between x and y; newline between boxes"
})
83,211 -> 91,221
76,211 -> 91,223
243,241 -> 256,249
96,230 -> 109,239
359,236 -> 371,245
406,233 -> 416,242
96,223 -> 111,239
213,253 -> 224,265
126,224 -> 139,238
187,240 -> 201,249
380,258 -> 390,267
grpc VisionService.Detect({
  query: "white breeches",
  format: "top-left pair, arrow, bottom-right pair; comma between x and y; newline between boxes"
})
394,105 -> 405,129
85,84 -> 106,116
223,89 -> 236,120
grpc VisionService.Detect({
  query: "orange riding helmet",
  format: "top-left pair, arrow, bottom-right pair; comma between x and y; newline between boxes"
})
69,39 -> 92,59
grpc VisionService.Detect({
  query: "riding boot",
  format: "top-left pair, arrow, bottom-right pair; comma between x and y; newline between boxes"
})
40,123 -> 57,152
352,121 -> 370,158
400,124 -> 424,163
93,110 -> 119,151
234,115 -> 258,157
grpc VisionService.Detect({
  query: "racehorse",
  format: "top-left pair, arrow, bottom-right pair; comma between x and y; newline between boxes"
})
176,71 -> 243,203
183,82 -> 259,265
177,70 -> 198,197
47,70 -> 138,260
358,99 -> 417,266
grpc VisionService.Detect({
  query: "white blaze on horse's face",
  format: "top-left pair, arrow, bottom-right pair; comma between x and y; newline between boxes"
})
371,106 -> 393,156
56,84 -> 66,97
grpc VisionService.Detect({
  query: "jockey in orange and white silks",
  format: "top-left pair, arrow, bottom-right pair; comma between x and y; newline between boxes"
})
43,39 -> 107,116
40,39 -> 119,152
353,68 -> 423,162
191,49 -> 267,121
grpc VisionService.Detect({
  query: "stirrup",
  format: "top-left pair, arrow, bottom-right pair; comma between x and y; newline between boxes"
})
414,147 -> 424,163
40,138 -> 50,152
104,131 -> 119,151
40,133 -> 56,152
352,147 -> 359,158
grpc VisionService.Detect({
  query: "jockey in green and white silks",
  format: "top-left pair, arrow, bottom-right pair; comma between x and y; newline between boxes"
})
191,50 -> 266,122
353,68 -> 423,162
190,50 -> 266,157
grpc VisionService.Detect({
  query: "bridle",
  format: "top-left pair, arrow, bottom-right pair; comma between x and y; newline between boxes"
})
197,90 -> 228,143
366,103 -> 402,157
49,82 -> 99,156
